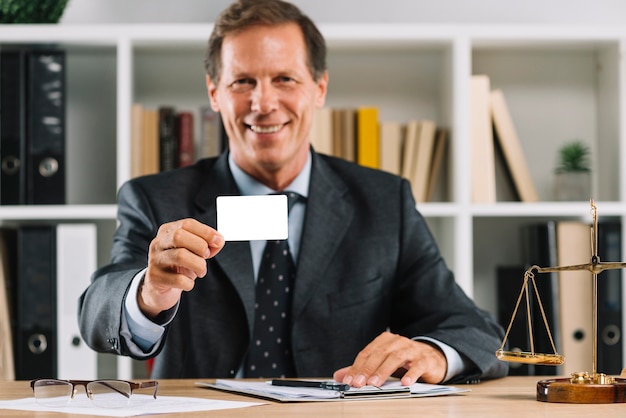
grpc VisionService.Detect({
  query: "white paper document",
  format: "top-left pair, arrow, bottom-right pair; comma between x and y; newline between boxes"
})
197,379 -> 469,402
0,394 -> 265,416
217,195 -> 288,241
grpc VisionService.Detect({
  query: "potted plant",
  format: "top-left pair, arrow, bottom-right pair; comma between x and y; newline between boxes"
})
553,140 -> 592,201
0,0 -> 69,23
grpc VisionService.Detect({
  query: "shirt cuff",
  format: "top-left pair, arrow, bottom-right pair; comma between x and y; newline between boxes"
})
414,336 -> 467,383
122,268 -> 177,353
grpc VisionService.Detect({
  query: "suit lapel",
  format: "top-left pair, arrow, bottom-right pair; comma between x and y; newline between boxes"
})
293,154 -> 353,319
193,154 -> 257,334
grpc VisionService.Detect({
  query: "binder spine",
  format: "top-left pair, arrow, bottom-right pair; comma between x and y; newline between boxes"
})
15,225 -> 56,380
25,49 -> 66,204
0,50 -> 27,205
597,222 -> 623,375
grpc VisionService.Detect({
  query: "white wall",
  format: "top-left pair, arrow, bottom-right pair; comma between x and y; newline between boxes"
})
60,0 -> 626,24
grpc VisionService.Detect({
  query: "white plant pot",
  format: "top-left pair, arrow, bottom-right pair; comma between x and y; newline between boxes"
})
553,171 -> 591,201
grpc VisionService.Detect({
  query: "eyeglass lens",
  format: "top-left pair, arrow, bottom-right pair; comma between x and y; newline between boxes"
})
33,379 -> 133,408
33,380 -> 73,407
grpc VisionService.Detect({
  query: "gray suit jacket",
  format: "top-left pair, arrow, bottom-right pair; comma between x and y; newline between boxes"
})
78,151 -> 508,382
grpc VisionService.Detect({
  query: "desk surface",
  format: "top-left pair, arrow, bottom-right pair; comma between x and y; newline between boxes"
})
0,376 -> 620,417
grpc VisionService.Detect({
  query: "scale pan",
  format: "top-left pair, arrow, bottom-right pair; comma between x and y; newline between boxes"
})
496,350 -> 564,365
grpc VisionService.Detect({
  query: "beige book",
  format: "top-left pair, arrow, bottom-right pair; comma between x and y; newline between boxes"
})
425,128 -> 448,202
401,120 -> 420,181
491,89 -> 539,202
470,75 -> 496,203
413,120 -> 437,202
379,121 -> 403,176
556,221 -> 593,375
130,103 -> 144,178
142,108 -> 160,175
310,107 -> 333,156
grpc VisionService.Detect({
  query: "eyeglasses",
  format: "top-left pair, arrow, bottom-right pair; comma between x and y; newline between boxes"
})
30,379 -> 158,408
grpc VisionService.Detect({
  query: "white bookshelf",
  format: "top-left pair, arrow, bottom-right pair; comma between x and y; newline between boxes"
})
1,23 -> 625,378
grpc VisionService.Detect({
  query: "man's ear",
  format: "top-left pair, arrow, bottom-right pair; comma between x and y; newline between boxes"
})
206,74 -> 220,112
316,70 -> 329,108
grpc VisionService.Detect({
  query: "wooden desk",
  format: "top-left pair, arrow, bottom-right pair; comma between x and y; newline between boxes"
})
0,376 -> 621,417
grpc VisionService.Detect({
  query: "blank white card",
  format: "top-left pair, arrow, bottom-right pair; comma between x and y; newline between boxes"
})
216,195 -> 288,241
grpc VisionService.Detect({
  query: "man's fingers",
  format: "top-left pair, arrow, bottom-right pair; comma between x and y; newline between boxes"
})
155,218 -> 224,259
335,332 -> 448,388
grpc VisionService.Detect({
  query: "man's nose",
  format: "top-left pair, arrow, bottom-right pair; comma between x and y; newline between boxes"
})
250,81 -> 278,114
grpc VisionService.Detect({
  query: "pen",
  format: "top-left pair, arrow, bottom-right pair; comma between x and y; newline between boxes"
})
270,379 -> 351,392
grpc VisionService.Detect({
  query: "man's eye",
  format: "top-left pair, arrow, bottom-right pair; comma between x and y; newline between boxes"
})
277,76 -> 294,84
230,79 -> 254,91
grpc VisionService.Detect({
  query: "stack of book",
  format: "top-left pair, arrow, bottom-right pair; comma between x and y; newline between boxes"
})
130,104 -> 227,178
310,106 -> 448,203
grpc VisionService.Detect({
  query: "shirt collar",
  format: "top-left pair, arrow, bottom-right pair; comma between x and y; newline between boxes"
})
228,152 -> 311,198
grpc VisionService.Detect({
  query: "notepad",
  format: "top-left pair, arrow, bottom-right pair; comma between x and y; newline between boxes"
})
196,379 -> 468,402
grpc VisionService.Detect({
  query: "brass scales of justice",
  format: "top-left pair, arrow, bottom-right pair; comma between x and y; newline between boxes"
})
496,199 -> 626,403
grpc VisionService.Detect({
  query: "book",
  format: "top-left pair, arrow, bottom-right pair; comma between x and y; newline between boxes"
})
332,108 -> 356,162
332,108 -> 345,159
425,128 -> 448,202
556,221 -> 593,376
158,106 -> 178,172
142,108 -> 160,175
177,111 -> 194,168
412,120 -> 437,203
55,224 -> 98,379
0,229 -> 16,380
379,121 -> 403,176
310,107 -> 333,156
470,75 -> 496,203
340,108 -> 356,163
597,222 -> 623,375
198,106 -> 222,159
130,103 -> 144,178
356,107 -> 379,169
401,120 -> 420,181
490,89 -> 539,202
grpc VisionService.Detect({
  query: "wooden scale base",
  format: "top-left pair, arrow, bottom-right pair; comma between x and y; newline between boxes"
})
537,374 -> 626,403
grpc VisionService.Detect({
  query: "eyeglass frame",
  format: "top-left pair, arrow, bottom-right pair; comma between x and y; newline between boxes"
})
30,379 -> 159,406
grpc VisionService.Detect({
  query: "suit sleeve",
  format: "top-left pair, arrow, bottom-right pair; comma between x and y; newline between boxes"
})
78,180 -> 163,358
392,179 -> 508,382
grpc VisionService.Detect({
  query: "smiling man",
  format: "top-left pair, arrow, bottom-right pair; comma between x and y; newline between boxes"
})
78,0 -> 508,387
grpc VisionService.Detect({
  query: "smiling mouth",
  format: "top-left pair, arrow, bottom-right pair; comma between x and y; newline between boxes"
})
249,124 -> 283,134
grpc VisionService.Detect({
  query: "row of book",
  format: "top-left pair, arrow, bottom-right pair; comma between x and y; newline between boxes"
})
471,75 -> 539,203
0,46 -> 66,205
130,104 -> 227,178
497,221 -> 622,376
310,107 -> 448,203
0,224 -> 97,380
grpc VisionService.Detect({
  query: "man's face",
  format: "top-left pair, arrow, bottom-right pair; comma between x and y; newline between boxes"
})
207,22 -> 328,186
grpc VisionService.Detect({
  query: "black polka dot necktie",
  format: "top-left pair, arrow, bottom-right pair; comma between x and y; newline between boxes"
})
245,191 -> 302,378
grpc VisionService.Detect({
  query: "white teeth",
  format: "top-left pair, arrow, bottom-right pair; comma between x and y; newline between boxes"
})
250,124 -> 281,134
